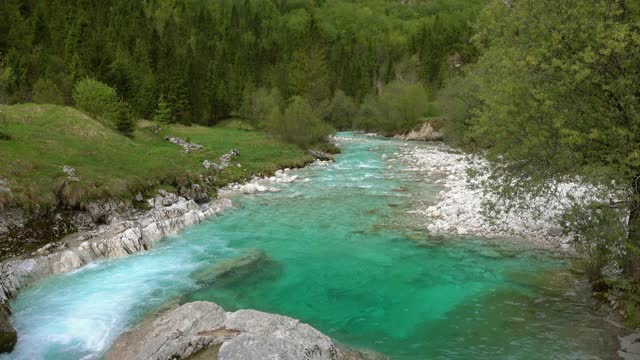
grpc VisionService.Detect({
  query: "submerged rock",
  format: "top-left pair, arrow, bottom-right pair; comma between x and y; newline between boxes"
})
192,249 -> 270,285
105,301 -> 380,360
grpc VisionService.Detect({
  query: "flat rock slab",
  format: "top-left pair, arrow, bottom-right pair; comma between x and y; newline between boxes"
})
106,301 -> 380,360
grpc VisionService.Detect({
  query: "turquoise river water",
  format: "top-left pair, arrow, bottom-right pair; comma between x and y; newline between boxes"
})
2,133 -> 620,359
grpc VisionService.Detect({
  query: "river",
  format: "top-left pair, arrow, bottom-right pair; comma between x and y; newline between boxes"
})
2,133 -> 619,359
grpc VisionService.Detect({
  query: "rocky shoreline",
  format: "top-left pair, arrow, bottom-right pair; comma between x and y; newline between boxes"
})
396,141 -> 583,249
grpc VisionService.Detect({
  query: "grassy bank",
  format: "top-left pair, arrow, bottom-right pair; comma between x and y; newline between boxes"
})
0,104 -> 312,210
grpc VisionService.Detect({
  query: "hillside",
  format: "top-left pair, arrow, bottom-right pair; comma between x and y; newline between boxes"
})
0,104 -> 310,209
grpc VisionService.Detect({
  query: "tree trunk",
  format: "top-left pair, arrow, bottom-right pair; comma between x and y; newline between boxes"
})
626,174 -> 640,280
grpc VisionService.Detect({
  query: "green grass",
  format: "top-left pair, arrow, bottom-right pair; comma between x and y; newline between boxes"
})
0,104 -> 312,209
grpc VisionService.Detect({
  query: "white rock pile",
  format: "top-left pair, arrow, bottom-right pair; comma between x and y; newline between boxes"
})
397,143 -> 598,248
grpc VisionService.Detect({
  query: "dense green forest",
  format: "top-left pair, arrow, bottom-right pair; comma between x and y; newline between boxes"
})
0,0 -> 484,139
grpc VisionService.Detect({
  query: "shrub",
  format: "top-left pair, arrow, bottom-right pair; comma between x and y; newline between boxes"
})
73,78 -> 119,120
240,87 -> 281,127
32,78 -> 64,105
438,75 -> 480,146
374,81 -> 430,134
267,96 -> 334,146
327,90 -> 357,130
354,82 -> 430,134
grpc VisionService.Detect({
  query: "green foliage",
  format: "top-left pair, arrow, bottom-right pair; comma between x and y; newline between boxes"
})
355,81 -> 431,134
115,101 -> 135,135
73,78 -> 119,121
267,96 -> 334,146
438,74 -> 480,146
32,78 -> 65,105
240,88 -> 282,127
153,95 -> 174,125
0,0 -> 485,129
561,201 -> 628,281
452,0 -> 640,280
327,90 -> 358,130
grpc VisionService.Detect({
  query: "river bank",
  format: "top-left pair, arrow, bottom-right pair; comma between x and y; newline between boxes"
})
395,141 -> 580,248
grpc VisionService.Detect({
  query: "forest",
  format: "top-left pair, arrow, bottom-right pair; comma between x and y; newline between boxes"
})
0,0 -> 484,142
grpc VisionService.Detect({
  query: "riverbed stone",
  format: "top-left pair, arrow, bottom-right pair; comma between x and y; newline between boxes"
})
192,249 -> 269,285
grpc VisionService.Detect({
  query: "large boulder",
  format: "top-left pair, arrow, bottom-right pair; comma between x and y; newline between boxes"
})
106,301 -> 381,360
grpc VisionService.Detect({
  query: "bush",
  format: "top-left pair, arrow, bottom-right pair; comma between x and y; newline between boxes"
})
115,101 -> 135,135
354,81 -> 430,135
73,78 -> 119,120
240,87 -> 281,127
32,78 -> 64,105
438,75 -> 480,146
267,96 -> 334,146
327,90 -> 357,130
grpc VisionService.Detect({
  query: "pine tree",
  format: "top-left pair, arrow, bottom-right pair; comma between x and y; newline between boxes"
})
115,100 -> 135,135
153,94 -> 174,125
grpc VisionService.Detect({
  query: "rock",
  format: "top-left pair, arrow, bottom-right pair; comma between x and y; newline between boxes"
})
62,166 -> 79,181
105,302 -> 228,360
0,304 -> 16,353
202,149 -> 241,172
220,149 -> 240,163
106,301 -> 370,360
192,249 -> 270,285
85,199 -> 125,223
164,136 -> 204,153
240,184 -> 258,194
148,190 -> 179,208
619,332 -> 640,360
546,226 -> 564,237
0,178 -> 9,193
395,123 -> 444,142
308,148 -> 334,161
0,196 -> 233,304
179,183 -> 210,204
